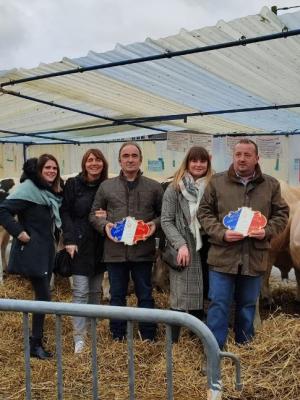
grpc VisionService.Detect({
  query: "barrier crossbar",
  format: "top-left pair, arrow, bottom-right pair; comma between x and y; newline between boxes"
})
0,299 -> 242,400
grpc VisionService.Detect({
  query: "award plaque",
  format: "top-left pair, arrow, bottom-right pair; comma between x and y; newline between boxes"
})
110,216 -> 150,245
223,207 -> 267,236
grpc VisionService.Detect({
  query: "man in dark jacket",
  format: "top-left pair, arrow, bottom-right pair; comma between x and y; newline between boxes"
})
198,139 -> 289,349
90,142 -> 163,341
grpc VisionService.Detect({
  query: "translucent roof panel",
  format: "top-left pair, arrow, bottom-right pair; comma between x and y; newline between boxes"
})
0,6 -> 299,144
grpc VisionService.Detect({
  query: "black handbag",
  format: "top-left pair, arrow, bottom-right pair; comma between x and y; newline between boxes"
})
53,249 -> 72,277
161,243 -> 184,272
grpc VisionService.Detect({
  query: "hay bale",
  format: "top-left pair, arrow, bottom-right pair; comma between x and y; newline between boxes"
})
0,275 -> 299,399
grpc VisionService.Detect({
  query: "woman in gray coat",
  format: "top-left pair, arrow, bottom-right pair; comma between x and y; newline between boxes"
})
161,146 -> 212,342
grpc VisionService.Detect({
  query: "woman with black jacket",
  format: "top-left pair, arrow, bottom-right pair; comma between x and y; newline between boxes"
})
0,154 -> 62,359
60,149 -> 108,354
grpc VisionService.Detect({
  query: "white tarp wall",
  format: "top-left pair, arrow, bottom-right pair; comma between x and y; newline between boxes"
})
0,144 -> 24,180
0,135 -> 299,185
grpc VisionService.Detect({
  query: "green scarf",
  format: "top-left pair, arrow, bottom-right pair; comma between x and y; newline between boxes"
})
8,179 -> 62,228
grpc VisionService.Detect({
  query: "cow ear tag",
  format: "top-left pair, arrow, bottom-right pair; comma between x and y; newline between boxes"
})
223,207 -> 267,236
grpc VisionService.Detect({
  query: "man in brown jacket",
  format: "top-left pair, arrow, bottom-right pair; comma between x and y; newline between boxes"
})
90,142 -> 163,341
198,139 -> 289,349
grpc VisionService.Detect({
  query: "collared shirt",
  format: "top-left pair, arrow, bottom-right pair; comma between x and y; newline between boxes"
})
235,170 -> 256,186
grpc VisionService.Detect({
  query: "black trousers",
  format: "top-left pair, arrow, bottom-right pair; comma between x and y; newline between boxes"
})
29,276 -> 51,339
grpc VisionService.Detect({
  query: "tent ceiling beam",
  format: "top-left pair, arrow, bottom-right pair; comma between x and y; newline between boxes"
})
1,130 -> 298,146
0,128 -> 80,144
1,29 -> 300,88
0,88 -> 168,134
115,103 -> 300,124
1,101 -> 299,143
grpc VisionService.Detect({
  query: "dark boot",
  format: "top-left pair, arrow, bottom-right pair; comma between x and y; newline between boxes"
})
171,325 -> 181,343
189,309 -> 206,321
30,337 -> 53,360
189,310 -> 206,339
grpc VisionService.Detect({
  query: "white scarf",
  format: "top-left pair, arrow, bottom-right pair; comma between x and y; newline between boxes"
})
179,172 -> 206,251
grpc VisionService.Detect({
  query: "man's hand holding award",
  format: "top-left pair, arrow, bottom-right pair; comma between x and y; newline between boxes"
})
106,216 -> 153,245
223,207 -> 267,241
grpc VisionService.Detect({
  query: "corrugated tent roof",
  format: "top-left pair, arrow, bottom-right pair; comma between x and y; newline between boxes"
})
0,6 -> 299,144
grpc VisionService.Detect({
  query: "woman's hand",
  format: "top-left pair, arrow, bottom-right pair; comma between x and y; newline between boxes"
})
17,231 -> 30,243
144,221 -> 156,239
65,244 -> 78,259
105,222 -> 120,243
177,244 -> 190,267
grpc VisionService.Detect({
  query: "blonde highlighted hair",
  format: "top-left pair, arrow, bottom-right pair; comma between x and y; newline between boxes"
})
172,146 -> 212,190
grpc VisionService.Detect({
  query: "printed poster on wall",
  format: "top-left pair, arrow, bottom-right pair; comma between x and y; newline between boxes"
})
294,159 -> 300,183
189,134 -> 213,153
167,132 -> 212,153
167,132 -> 190,152
226,136 -> 282,160
255,136 -> 282,159
226,136 -> 248,155
148,159 -> 164,172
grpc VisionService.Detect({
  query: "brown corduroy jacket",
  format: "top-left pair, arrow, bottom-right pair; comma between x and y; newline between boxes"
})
198,164 -> 289,276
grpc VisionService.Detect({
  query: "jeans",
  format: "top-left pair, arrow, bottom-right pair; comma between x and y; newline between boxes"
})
106,262 -> 156,340
72,273 -> 103,342
207,270 -> 262,349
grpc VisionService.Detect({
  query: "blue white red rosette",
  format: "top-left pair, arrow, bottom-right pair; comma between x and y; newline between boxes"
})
110,216 -> 150,245
223,207 -> 267,236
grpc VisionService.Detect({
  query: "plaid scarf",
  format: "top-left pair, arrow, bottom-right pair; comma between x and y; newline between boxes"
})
179,172 -> 206,251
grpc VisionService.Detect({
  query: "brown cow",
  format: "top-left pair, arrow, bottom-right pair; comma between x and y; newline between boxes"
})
261,181 -> 300,304
0,227 -> 10,283
289,202 -> 300,301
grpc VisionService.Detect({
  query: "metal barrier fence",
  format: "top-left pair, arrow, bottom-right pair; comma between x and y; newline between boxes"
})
0,299 -> 242,400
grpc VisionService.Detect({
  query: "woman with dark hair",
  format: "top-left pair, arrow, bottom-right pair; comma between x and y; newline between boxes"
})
0,153 -> 62,359
60,148 -> 108,353
161,146 -> 212,342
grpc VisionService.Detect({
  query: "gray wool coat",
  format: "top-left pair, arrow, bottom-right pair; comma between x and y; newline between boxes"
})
161,185 -> 203,311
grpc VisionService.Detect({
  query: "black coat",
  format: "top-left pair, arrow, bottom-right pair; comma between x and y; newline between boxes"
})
60,174 -> 105,276
0,199 -> 56,278
0,159 -> 62,279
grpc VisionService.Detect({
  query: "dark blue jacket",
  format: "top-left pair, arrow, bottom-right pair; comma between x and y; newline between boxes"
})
0,159 -> 62,279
